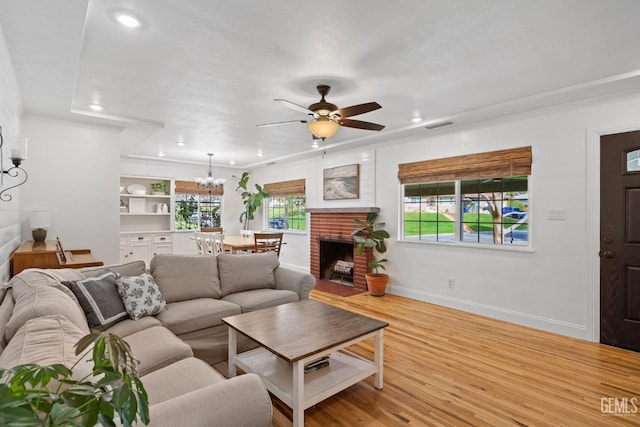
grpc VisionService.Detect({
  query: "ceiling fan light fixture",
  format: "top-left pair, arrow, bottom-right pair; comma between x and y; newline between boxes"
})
308,117 -> 339,139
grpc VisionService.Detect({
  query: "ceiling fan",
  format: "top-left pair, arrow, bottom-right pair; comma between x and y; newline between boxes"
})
257,84 -> 385,140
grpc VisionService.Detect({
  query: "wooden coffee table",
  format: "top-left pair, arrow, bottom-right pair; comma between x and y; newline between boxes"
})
222,300 -> 389,427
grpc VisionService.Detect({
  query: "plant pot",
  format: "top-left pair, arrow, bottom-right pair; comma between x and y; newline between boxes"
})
365,273 -> 389,297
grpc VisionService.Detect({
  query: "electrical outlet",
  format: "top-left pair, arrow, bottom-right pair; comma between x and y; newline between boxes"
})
448,278 -> 454,289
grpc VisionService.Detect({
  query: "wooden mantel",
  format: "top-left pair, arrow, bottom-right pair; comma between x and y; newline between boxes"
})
306,207 -> 379,214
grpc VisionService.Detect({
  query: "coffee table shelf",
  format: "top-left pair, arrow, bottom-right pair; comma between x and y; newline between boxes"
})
235,346 -> 377,409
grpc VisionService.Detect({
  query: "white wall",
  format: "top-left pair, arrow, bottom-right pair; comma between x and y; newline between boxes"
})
0,26 -> 23,281
252,90 -> 640,342
20,117 -> 121,265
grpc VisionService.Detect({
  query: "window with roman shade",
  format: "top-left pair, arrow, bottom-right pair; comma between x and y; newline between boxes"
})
398,147 -> 532,247
264,179 -> 306,231
174,180 -> 223,230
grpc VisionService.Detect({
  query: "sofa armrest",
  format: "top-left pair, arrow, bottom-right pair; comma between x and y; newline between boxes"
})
146,374 -> 272,427
274,267 -> 316,300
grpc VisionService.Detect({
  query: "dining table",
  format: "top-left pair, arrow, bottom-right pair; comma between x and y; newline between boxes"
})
222,235 -> 255,254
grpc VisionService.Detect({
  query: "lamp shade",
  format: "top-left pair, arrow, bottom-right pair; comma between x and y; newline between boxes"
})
308,117 -> 339,139
29,210 -> 50,229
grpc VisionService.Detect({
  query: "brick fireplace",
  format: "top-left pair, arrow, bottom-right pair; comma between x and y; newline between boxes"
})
307,207 -> 379,291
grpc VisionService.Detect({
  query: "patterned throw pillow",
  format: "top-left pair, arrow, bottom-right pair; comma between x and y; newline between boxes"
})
64,272 -> 128,330
116,273 -> 167,320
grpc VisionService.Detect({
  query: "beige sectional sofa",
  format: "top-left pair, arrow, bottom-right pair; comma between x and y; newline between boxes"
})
0,252 -> 316,426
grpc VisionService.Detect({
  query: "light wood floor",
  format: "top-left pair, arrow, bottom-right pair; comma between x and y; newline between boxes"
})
221,290 -> 640,426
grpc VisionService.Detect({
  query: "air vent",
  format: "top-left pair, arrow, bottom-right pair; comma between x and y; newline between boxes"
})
425,121 -> 454,130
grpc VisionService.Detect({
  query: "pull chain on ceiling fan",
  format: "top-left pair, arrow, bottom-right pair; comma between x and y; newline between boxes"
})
257,84 -> 385,140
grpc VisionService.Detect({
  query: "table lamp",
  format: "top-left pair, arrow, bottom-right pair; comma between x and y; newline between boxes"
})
29,210 -> 50,242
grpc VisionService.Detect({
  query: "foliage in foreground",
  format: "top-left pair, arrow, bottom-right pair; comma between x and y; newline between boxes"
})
0,330 -> 149,427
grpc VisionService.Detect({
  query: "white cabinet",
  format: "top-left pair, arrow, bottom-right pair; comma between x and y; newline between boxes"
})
129,235 -> 153,263
120,175 -> 175,264
120,233 -> 173,265
152,234 -> 172,257
120,175 -> 174,233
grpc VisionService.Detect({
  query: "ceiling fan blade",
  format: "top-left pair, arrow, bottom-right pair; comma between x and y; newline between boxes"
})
274,99 -> 315,115
256,119 -> 308,127
332,102 -> 381,118
339,118 -> 385,131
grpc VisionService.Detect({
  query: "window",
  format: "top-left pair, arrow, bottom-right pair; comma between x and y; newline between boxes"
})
263,179 -> 306,231
174,180 -> 223,230
399,147 -> 531,247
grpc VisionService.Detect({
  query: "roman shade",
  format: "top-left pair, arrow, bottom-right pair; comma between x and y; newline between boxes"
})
398,146 -> 532,184
263,179 -> 305,197
175,180 -> 224,196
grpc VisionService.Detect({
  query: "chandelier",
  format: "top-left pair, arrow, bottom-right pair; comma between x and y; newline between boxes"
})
194,153 -> 226,193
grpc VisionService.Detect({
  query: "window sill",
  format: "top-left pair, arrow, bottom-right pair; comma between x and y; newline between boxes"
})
397,238 -> 534,253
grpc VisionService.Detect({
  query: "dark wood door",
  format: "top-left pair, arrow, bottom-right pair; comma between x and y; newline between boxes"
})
600,130 -> 640,351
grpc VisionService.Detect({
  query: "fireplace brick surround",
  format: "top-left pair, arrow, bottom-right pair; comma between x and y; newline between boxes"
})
307,207 -> 379,291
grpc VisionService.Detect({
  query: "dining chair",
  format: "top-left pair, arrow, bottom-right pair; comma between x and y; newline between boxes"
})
194,232 -> 206,255
253,232 -> 283,257
211,233 -> 225,256
201,227 -> 223,233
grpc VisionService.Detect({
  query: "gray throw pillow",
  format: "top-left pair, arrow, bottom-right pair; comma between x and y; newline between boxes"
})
116,273 -> 167,320
64,272 -> 128,330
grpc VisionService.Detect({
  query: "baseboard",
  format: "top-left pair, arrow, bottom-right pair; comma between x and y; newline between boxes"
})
386,284 -> 593,342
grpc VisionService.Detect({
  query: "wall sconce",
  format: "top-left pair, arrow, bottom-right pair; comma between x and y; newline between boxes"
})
0,126 -> 28,202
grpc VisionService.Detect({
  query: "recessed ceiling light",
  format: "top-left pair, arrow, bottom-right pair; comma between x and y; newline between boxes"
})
176,141 -> 185,147
89,104 -> 104,111
113,11 -> 143,28
257,151 -> 263,157
312,141 -> 319,148
411,116 -> 423,123
157,151 -> 165,157
229,160 -> 235,165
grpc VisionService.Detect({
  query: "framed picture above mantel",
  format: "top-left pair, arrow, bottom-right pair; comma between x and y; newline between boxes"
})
323,164 -> 360,200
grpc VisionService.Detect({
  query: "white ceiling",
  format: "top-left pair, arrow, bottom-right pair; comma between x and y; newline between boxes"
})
2,0 -> 640,169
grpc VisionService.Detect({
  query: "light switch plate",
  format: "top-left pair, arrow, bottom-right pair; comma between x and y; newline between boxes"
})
547,208 -> 567,220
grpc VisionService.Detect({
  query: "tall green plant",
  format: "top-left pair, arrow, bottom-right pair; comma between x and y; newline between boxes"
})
234,172 -> 268,230
0,331 -> 149,427
352,212 -> 391,275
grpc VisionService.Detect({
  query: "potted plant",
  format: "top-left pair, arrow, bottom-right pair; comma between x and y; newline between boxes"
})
234,172 -> 268,230
0,330 -> 149,426
352,212 -> 391,296
150,182 -> 168,195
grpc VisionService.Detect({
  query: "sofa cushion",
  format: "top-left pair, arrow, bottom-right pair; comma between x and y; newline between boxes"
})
141,357 -> 225,405
217,252 -> 280,296
0,288 -> 14,352
123,325 -> 193,376
106,316 -> 162,337
150,254 -> 222,302
6,280 -> 89,342
156,298 -> 241,336
64,272 -> 128,330
116,273 -> 167,320
222,289 -> 299,313
81,260 -> 146,278
0,314 -> 93,381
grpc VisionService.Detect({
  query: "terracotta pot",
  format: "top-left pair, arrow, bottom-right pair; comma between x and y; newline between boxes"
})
365,273 -> 389,297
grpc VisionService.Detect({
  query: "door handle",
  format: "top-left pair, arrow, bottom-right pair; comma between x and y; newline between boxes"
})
599,250 -> 615,258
